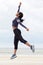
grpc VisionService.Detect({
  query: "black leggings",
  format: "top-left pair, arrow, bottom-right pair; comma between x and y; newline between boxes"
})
13,28 -> 27,49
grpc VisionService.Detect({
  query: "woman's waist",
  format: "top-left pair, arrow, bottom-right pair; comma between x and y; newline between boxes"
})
12,26 -> 18,30
13,26 -> 21,34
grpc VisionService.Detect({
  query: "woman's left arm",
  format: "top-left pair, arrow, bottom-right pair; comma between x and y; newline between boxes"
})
19,22 -> 29,31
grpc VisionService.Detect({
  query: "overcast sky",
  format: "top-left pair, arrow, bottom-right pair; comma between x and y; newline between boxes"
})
0,0 -> 43,48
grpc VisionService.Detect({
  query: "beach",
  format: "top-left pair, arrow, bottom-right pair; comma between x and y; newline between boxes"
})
0,54 -> 43,65
0,48 -> 43,65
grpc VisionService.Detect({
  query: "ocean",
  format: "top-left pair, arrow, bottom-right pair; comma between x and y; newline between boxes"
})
0,46 -> 43,55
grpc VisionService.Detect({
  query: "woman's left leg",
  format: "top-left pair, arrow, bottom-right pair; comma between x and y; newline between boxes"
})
19,35 -> 31,47
19,35 -> 35,52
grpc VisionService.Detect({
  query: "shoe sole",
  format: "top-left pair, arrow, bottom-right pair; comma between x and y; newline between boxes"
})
11,56 -> 17,59
32,45 -> 35,52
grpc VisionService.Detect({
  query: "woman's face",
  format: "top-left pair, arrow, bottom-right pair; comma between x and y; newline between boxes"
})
16,13 -> 19,17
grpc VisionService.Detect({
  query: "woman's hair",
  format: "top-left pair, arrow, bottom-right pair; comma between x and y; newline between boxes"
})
19,12 -> 23,18
20,18 -> 24,22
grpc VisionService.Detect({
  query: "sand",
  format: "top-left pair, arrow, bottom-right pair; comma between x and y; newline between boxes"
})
0,54 -> 43,65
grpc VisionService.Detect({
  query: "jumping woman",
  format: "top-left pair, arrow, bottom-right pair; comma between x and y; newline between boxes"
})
11,2 -> 35,59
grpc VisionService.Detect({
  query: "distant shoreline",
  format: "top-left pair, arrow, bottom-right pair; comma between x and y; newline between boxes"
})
0,48 -> 43,55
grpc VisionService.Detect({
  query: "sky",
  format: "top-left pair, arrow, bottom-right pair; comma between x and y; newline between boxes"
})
0,0 -> 43,48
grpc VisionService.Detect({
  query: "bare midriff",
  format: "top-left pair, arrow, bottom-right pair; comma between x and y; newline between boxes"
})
12,26 -> 17,30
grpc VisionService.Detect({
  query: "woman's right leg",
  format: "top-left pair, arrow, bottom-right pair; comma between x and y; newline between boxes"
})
11,36 -> 19,59
14,36 -> 19,54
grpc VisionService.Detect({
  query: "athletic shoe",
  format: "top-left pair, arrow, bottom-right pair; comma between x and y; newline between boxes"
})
11,54 -> 17,59
30,45 -> 35,52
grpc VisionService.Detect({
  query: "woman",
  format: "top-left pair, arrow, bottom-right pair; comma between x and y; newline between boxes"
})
11,2 -> 35,59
